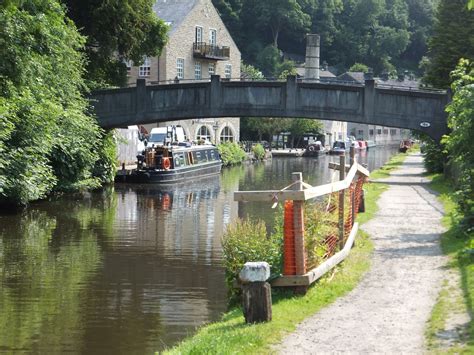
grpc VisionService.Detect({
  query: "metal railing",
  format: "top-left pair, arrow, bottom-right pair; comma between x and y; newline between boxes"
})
193,42 -> 230,60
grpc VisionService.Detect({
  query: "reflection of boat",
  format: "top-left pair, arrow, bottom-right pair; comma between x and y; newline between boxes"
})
329,140 -> 350,155
125,144 -> 222,183
399,140 -> 412,153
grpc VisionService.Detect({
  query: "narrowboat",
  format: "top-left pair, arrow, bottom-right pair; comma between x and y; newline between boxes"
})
125,143 -> 222,183
329,140 -> 350,155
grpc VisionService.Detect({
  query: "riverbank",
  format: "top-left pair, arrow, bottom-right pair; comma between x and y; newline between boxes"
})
162,151 -> 410,354
425,174 -> 473,353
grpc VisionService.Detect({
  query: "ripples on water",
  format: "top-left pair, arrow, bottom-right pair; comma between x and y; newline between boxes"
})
0,146 -> 398,353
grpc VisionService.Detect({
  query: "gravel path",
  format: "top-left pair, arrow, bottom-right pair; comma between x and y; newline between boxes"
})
278,153 -> 447,354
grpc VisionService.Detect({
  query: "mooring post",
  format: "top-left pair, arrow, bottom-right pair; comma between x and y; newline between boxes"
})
239,262 -> 272,323
338,155 -> 346,249
292,172 -> 306,276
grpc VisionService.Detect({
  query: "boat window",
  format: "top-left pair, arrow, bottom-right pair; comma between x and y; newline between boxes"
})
210,149 -> 215,160
174,153 -> 185,167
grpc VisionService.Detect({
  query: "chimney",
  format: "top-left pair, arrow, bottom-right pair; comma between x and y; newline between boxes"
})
305,34 -> 320,81
397,72 -> 405,81
380,70 -> 389,81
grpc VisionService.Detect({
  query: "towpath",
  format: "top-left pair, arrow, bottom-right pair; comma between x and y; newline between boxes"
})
278,152 -> 447,354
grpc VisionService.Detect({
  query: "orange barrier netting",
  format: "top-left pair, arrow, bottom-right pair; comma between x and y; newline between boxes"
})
283,200 -> 296,275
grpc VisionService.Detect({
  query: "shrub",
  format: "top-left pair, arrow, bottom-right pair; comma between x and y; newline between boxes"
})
217,142 -> 246,166
252,143 -> 265,161
222,219 -> 283,297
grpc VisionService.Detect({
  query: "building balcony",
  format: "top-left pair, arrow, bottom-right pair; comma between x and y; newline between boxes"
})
193,42 -> 230,60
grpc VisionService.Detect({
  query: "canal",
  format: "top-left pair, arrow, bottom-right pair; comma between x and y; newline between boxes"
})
0,146 -> 398,353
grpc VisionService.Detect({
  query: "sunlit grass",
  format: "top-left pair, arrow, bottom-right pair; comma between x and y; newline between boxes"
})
425,174 -> 474,354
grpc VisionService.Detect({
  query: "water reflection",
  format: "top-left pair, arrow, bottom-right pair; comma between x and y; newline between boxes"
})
0,146 -> 398,353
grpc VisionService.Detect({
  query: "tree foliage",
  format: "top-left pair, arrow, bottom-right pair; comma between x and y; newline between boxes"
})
62,0 -> 168,88
0,0 -> 115,206
424,0 -> 474,88
442,59 -> 474,225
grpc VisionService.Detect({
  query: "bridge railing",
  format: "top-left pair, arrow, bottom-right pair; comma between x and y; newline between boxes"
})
234,147 -> 369,290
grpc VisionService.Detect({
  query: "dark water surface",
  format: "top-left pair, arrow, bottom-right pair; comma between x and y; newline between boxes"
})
0,146 -> 398,353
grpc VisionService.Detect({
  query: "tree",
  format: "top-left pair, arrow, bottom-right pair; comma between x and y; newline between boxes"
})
62,0 -> 168,88
424,0 -> 474,88
349,63 -> 370,73
288,119 -> 323,148
252,0 -> 311,48
0,0 -> 115,206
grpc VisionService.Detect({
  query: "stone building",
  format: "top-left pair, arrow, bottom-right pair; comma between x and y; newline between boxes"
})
126,0 -> 241,144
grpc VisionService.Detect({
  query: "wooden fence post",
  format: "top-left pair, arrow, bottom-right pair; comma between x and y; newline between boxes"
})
292,172 -> 306,276
338,155 -> 346,249
240,262 -> 272,323
350,147 -> 356,226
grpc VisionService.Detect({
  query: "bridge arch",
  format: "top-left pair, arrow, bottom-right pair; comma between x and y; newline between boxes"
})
91,75 -> 449,141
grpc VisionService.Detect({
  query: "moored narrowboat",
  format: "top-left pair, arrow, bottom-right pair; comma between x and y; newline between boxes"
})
125,143 -> 222,183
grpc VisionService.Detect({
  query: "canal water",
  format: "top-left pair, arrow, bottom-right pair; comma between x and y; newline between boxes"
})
0,146 -> 398,353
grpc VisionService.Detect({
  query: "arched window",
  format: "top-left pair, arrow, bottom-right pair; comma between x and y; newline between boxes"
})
196,125 -> 211,142
220,126 -> 234,142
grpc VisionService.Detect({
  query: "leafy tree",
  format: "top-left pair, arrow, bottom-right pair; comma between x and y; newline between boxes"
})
0,0 -> 115,206
253,0 -> 311,48
256,45 -> 282,77
424,0 -> 474,88
288,119 -> 323,148
349,63 -> 370,73
442,59 -> 474,225
240,62 -> 264,80
62,0 -> 168,88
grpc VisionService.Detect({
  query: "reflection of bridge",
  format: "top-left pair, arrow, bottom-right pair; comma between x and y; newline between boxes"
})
91,75 -> 449,141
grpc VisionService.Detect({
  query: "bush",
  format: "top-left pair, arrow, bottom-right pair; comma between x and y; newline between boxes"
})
423,138 -> 446,173
222,219 -> 283,297
252,143 -> 265,161
217,142 -> 246,166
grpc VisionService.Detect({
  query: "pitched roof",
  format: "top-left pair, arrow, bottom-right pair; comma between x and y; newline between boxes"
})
337,72 -> 365,83
153,0 -> 200,34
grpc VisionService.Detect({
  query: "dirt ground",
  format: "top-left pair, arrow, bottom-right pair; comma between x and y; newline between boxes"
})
278,153 -> 449,354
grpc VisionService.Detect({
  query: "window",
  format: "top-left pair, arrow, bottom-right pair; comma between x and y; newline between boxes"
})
358,130 -> 364,137
377,129 -> 382,135
369,129 -> 374,136
225,64 -> 232,79
390,129 -> 397,135
208,63 -> 215,77
196,125 -> 211,142
220,126 -> 234,142
209,29 -> 217,46
176,58 -> 184,79
139,57 -> 151,77
383,129 -> 389,135
195,62 -> 202,80
195,26 -> 203,43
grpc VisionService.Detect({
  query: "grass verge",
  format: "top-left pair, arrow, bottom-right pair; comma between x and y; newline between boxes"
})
162,152 -> 410,354
425,174 -> 474,354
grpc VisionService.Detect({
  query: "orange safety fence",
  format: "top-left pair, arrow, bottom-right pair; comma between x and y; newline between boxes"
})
283,200 -> 296,275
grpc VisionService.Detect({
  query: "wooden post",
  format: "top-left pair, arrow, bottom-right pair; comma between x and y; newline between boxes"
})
240,262 -> 272,323
338,155 -> 346,249
292,172 -> 306,276
349,146 -> 356,226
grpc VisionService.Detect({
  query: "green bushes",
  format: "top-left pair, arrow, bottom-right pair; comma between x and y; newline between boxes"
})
0,1 -> 116,206
222,219 -> 283,295
252,143 -> 265,161
217,142 -> 246,166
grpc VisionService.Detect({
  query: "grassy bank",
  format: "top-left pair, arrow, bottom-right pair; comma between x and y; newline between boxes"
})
162,152 -> 409,354
425,174 -> 474,353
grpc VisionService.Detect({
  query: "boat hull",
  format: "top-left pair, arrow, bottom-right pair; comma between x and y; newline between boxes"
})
120,161 -> 222,184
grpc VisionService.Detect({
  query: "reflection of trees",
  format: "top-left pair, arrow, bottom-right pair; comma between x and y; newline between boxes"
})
0,189 -> 118,352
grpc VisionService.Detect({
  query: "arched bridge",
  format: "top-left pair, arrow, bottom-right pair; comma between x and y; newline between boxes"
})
90,75 -> 449,141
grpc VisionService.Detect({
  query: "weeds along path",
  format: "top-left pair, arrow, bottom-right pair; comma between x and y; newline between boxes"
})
279,153 -> 447,354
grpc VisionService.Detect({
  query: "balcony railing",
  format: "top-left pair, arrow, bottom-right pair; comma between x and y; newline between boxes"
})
193,42 -> 230,60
